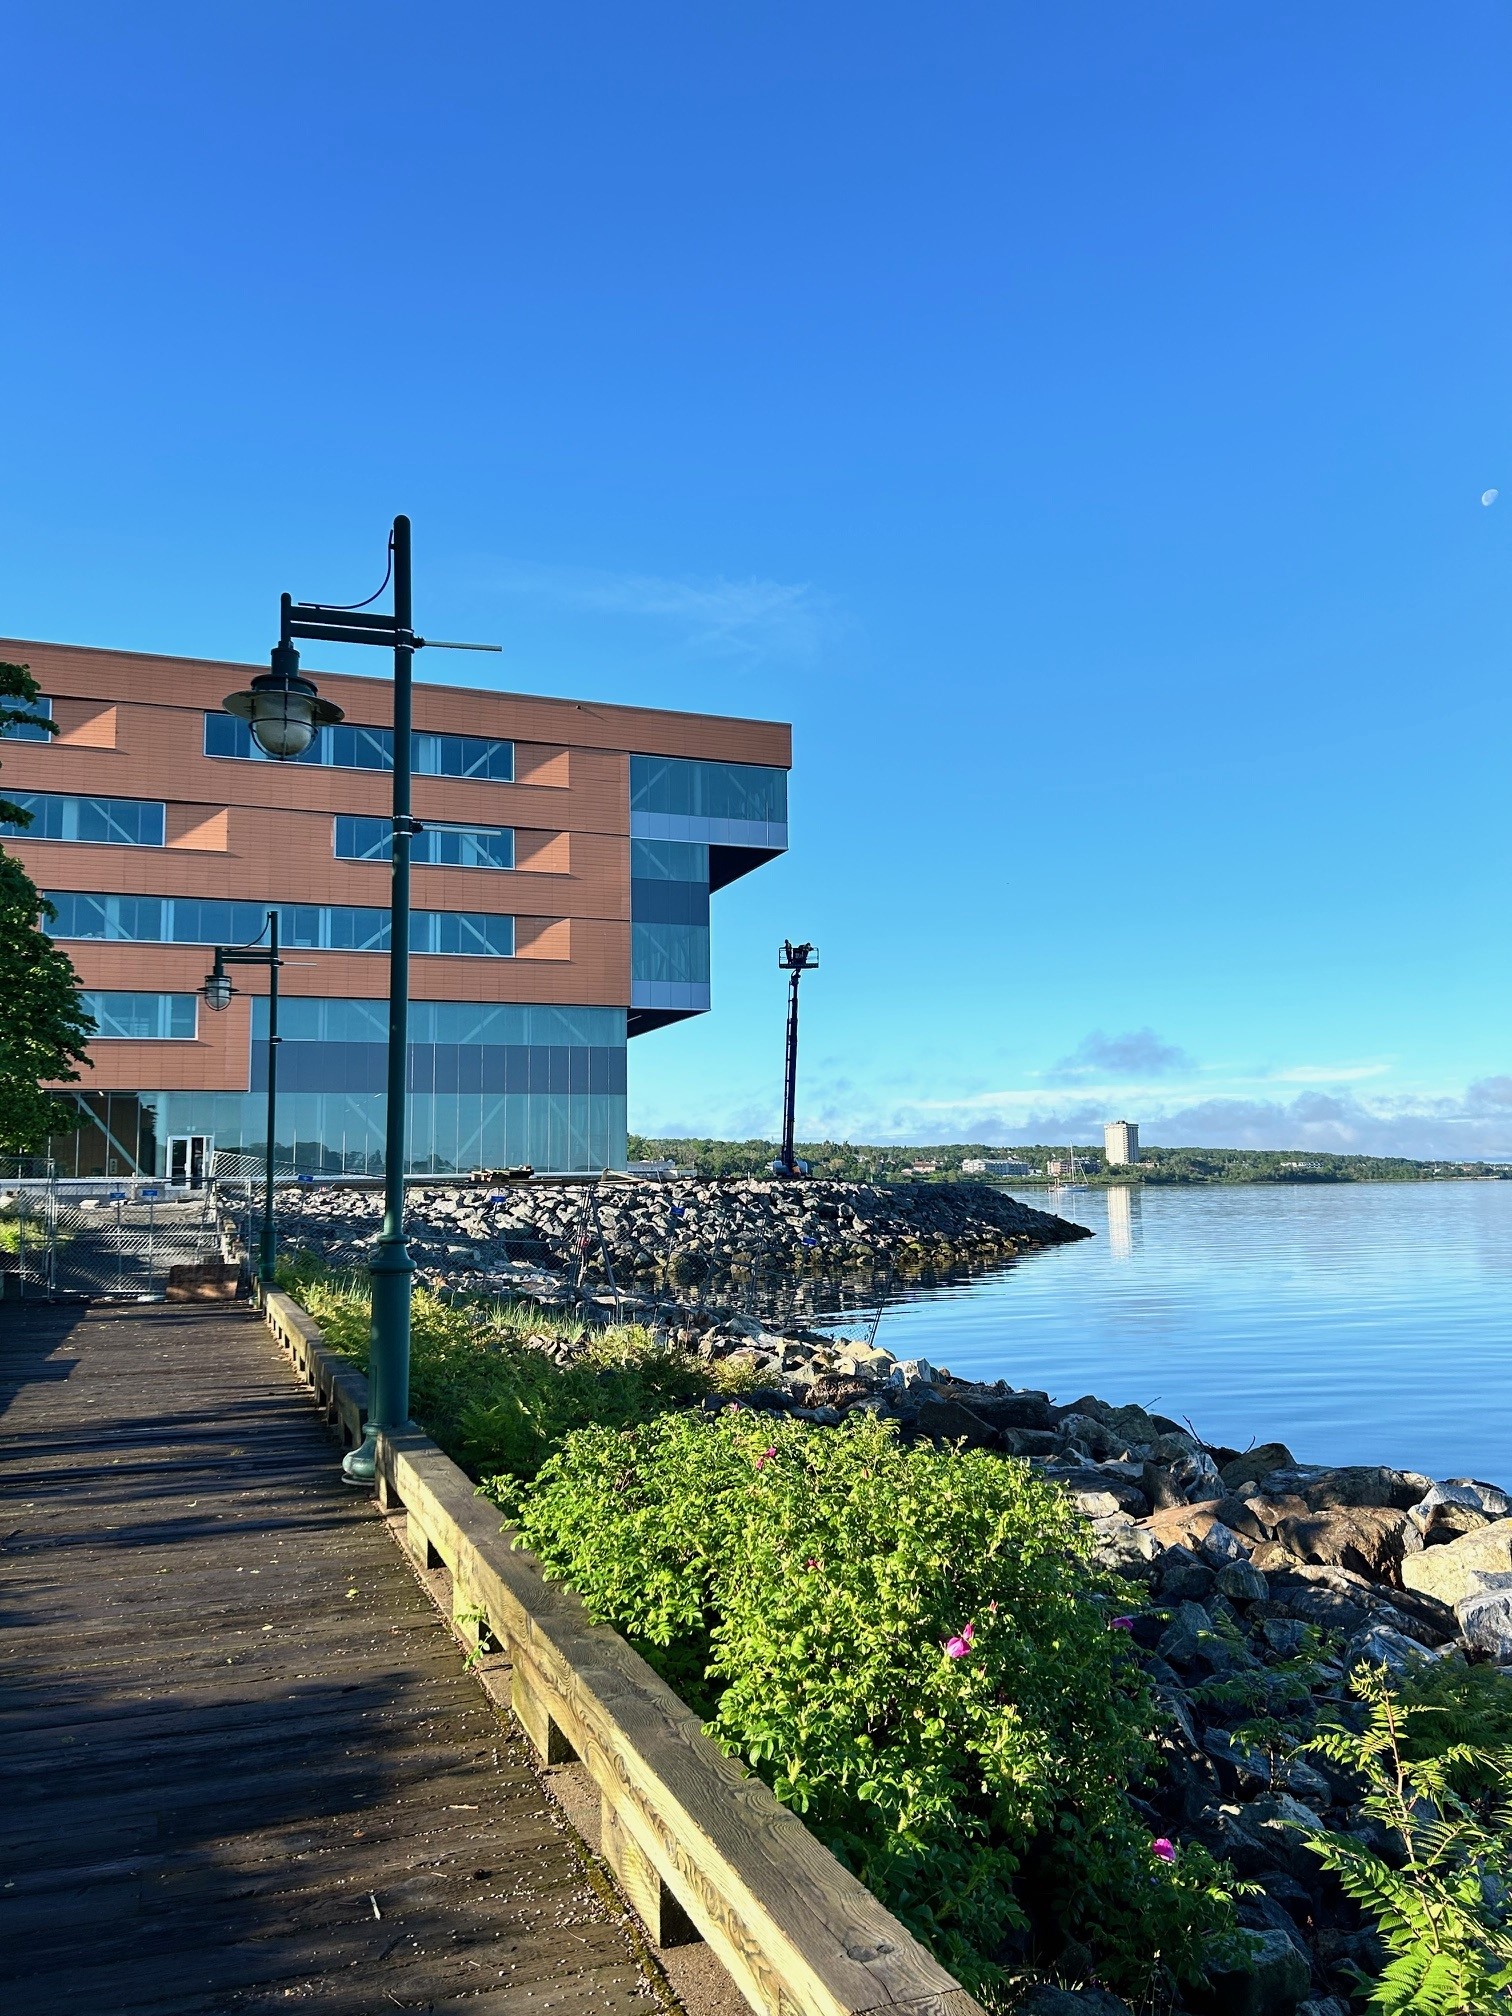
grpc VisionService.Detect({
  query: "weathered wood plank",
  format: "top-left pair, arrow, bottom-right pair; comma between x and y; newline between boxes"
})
0,1301 -> 664,2016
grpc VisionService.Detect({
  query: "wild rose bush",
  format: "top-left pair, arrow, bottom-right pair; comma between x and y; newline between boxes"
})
489,1409 -> 1242,2005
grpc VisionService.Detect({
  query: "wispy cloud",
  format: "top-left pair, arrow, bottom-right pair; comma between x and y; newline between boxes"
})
481,559 -> 828,661
1050,1028 -> 1192,1082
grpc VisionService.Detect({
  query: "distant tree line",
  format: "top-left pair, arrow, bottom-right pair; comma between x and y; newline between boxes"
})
627,1136 -> 1507,1185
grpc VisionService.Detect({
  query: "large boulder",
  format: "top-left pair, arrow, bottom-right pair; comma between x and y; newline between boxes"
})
1272,1506 -> 1422,1583
1189,1927 -> 1312,2016
1261,1465 -> 1430,1513
1140,1503 -> 1251,1562
968,1390 -> 1053,1433
1218,1442 -> 1296,1491
1401,1517 -> 1512,1608
1410,1478 -> 1512,1545
911,1397 -> 999,1450
1456,1571 -> 1512,1660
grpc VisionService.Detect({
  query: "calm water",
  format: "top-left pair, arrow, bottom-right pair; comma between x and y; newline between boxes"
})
871,1183 -> 1512,1485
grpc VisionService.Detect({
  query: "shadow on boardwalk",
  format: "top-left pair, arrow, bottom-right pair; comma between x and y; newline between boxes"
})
0,1301 -> 666,2015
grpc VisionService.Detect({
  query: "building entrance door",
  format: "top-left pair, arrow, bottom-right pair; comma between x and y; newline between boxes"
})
167,1135 -> 214,1191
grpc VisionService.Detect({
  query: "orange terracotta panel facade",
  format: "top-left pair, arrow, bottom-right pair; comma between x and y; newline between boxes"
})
3,637 -> 789,1178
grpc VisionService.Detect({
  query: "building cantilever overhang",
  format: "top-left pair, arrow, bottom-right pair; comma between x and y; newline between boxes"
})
0,636 -> 790,1178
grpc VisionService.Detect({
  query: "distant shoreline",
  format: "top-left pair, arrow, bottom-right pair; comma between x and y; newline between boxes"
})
630,1135 -> 1512,1187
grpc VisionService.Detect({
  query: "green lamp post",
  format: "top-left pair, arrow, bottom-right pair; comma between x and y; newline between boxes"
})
222,518 -> 499,1484
202,909 -> 282,1289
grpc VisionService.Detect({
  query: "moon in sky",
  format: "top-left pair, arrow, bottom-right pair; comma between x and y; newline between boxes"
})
1482,488 -> 1499,506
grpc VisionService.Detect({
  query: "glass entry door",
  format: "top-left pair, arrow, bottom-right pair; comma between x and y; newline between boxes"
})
167,1135 -> 214,1190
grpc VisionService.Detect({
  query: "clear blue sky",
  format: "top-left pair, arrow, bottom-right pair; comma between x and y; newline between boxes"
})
4,4 -> 1509,1155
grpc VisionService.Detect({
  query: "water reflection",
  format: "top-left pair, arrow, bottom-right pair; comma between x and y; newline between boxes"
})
865,1182 -> 1512,1483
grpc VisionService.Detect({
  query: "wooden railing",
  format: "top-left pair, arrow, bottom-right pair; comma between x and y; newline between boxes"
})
260,1289 -> 982,2016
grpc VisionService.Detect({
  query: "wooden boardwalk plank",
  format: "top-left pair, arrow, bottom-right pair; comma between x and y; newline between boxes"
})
0,1301 -> 668,2016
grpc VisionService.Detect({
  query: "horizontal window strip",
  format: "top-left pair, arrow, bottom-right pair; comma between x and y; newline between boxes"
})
250,1040 -> 627,1098
0,696 -> 53,742
334,814 -> 514,869
82,991 -> 197,1040
629,754 -> 787,825
5,793 -> 165,846
204,712 -> 513,780
45,893 -> 512,957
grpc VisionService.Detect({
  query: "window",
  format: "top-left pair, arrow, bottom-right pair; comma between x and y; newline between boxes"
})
629,756 -> 787,825
334,815 -> 514,869
632,921 -> 710,985
204,714 -> 513,780
2,793 -> 165,845
83,992 -> 197,1040
412,732 -> 515,780
45,892 -> 513,957
631,838 -> 708,882
415,911 -> 514,957
1,696 -> 52,742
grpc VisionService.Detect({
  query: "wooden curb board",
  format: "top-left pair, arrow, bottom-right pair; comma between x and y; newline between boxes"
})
259,1290 -> 982,2016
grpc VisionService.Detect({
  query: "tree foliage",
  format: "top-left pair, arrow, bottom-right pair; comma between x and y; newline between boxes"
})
0,660 -> 93,1152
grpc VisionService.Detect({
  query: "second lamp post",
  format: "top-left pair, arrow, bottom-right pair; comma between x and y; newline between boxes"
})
203,911 -> 281,1287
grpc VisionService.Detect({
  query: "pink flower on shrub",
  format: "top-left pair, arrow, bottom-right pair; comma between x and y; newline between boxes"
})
1110,1615 -> 1136,1631
945,1620 -> 975,1659
755,1446 -> 777,1469
1151,1837 -> 1176,1864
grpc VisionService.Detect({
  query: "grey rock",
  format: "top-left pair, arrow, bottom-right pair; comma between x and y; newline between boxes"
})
1411,1477 -> 1512,1544
1190,1927 -> 1312,2016
1217,1559 -> 1269,1602
1219,1442 -> 1296,1491
1345,1621 -> 1436,1676
1456,1570 -> 1512,1660
912,1397 -> 998,1449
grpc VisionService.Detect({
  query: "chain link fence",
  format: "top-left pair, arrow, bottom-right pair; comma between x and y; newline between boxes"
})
1,1159 -> 227,1302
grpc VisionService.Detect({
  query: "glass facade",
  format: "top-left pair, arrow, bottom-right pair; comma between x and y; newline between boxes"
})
204,712 -> 514,780
630,836 -> 711,1013
45,892 -> 513,957
334,815 -> 514,869
45,1001 -> 627,1177
82,992 -> 198,1039
1,696 -> 52,741
3,793 -> 165,845
629,755 -> 787,851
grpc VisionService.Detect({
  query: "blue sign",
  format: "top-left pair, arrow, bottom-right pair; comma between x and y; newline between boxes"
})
108,1191 -> 126,1202
141,1187 -> 160,1200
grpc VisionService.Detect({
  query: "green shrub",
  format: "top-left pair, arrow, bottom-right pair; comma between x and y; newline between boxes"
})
278,1255 -> 745,1480
489,1407 -> 1242,2006
1304,1664 -> 1512,2013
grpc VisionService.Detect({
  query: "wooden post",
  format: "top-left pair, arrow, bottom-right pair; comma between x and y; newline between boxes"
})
601,1795 -> 702,1947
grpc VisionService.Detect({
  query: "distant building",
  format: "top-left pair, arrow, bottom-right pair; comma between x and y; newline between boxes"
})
962,1156 -> 1032,1177
1104,1121 -> 1140,1167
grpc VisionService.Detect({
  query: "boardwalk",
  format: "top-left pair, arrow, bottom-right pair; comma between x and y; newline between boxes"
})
0,1301 -> 667,2016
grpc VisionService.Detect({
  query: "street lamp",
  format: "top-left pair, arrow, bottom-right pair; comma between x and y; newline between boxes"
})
776,940 -> 818,1178
203,911 -> 281,1287
221,516 -> 499,1487
224,638 -> 345,758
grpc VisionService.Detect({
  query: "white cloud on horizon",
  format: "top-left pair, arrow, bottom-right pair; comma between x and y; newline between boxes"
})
633,1076 -> 1512,1159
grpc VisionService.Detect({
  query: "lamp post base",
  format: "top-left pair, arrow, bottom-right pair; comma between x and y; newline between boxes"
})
341,1428 -> 379,1486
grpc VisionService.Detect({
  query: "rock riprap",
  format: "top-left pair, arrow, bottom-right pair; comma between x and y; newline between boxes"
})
276,1175 -> 1089,1295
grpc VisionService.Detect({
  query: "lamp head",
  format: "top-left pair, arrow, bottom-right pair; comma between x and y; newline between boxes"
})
223,640 -> 344,760
203,969 -> 235,1013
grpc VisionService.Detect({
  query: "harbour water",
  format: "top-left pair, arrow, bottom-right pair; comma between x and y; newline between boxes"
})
871,1182 -> 1512,1484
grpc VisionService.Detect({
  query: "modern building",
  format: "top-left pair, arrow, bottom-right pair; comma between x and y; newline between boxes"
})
961,1156 -> 1033,1177
1104,1120 -> 1140,1166
1,637 -> 790,1180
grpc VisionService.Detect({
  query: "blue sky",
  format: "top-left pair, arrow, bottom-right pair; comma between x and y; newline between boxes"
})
4,4 -> 1509,1154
